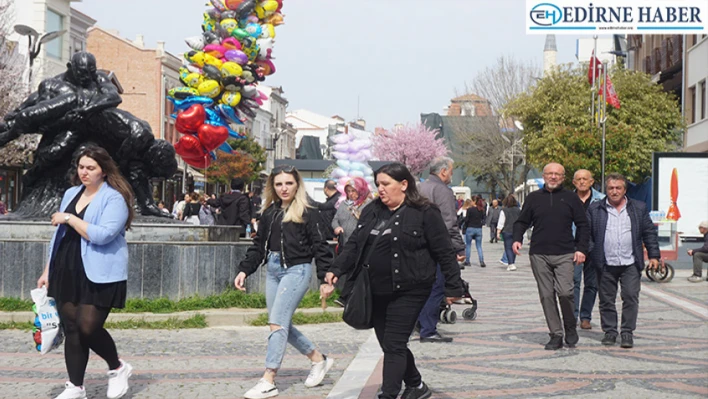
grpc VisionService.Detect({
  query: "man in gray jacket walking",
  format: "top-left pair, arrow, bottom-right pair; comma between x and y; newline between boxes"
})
416,156 -> 466,343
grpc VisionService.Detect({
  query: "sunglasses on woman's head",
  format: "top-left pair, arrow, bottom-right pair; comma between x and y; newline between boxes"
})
273,164 -> 295,173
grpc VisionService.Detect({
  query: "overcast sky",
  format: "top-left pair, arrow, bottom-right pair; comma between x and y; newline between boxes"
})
74,0 -> 591,130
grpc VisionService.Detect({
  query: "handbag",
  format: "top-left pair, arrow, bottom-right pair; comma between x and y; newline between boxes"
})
342,206 -> 405,330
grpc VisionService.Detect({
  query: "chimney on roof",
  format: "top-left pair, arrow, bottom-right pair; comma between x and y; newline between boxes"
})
134,34 -> 144,48
156,41 -> 165,55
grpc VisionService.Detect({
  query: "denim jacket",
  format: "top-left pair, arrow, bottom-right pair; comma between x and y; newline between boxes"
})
47,183 -> 129,283
573,187 -> 605,238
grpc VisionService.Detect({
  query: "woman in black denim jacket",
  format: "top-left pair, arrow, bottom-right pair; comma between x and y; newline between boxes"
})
324,163 -> 463,399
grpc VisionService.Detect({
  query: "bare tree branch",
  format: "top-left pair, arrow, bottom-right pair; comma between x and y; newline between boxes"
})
453,56 -> 540,196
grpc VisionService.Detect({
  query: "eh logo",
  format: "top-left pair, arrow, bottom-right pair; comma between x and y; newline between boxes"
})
530,3 -> 563,26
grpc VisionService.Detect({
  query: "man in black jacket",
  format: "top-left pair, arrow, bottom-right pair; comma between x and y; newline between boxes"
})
513,162 -> 589,350
587,174 -> 660,348
317,179 -> 341,239
207,178 -> 251,232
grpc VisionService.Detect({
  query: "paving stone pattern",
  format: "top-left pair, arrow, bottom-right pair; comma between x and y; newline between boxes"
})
1,239 -> 706,398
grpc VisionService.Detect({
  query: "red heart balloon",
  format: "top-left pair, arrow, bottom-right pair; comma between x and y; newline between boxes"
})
198,124 -> 229,152
175,104 -> 206,134
183,155 -> 212,169
174,134 -> 206,159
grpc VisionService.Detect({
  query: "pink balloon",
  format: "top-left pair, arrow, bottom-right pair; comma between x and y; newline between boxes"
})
221,37 -> 242,50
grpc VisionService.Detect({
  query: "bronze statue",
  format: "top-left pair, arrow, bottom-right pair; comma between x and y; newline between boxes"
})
0,52 -> 177,218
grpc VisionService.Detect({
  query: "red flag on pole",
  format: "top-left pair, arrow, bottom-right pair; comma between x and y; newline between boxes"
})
588,51 -> 601,85
588,52 -> 620,109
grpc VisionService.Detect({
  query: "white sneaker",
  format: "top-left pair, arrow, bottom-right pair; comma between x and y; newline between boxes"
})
107,360 -> 133,399
304,354 -> 334,388
499,260 -> 509,266
507,264 -> 517,271
244,379 -> 279,399
55,382 -> 86,399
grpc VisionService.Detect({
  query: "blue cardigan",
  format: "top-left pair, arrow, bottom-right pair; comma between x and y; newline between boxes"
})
48,183 -> 129,283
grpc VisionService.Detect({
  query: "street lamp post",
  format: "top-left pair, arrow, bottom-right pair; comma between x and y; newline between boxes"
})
13,24 -> 66,86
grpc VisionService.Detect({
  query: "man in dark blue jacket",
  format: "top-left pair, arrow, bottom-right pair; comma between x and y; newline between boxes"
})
587,173 -> 660,348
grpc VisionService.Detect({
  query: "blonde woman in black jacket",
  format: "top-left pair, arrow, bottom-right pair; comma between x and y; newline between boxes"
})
324,163 -> 463,399
235,164 -> 335,399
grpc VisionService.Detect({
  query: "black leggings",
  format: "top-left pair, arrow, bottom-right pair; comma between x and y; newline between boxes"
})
372,290 -> 430,399
59,302 -> 121,386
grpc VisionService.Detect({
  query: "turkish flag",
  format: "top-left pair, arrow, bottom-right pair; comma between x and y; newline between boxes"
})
589,52 -> 621,109
588,52 -> 601,85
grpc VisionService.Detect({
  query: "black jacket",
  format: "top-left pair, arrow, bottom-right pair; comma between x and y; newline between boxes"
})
238,204 -> 333,278
513,186 -> 589,255
587,197 -> 660,271
207,191 -> 250,226
329,200 -> 464,298
317,192 -> 341,238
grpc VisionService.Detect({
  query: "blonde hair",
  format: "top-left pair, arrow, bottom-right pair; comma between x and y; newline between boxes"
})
263,166 -> 312,223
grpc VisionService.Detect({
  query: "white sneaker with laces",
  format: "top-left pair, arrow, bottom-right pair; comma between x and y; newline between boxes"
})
304,355 -> 334,388
244,379 -> 279,399
54,382 -> 86,399
507,264 -> 517,271
107,360 -> 133,399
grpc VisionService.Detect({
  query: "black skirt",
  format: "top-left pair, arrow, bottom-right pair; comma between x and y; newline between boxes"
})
47,187 -> 127,309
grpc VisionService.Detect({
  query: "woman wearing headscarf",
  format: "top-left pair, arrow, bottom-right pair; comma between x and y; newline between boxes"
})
332,177 -> 372,247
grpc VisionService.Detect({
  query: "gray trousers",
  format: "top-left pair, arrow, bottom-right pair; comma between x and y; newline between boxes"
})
529,254 -> 576,336
693,252 -> 708,277
598,265 -> 640,335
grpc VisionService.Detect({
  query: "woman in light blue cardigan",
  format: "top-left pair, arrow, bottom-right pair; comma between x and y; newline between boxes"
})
37,145 -> 134,399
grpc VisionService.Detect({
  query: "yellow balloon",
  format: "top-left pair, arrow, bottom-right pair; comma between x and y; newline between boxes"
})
184,73 -> 204,88
198,80 -> 222,98
220,18 -> 238,34
220,91 -> 242,107
185,51 -> 206,68
168,87 -> 199,99
221,62 -> 243,78
203,53 -> 223,69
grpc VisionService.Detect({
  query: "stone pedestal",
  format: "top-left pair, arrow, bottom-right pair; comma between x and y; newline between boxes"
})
0,221 -> 326,300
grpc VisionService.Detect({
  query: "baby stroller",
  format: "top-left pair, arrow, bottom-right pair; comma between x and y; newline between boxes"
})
440,279 -> 477,324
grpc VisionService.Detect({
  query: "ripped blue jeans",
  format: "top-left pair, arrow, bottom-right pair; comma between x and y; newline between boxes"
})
264,252 -> 316,370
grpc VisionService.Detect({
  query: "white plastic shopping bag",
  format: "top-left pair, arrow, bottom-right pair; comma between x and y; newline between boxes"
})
30,287 -> 64,354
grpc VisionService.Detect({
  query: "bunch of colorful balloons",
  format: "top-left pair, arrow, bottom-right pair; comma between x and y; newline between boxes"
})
329,131 -> 376,192
169,0 -> 284,168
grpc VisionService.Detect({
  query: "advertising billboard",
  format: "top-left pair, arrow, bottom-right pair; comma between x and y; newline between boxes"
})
652,152 -> 708,239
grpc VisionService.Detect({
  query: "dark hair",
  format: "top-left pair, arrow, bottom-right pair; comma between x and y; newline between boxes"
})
324,179 -> 337,190
502,194 -> 518,208
158,200 -> 166,206
70,144 -> 135,229
374,163 -> 429,209
605,173 -> 628,190
475,198 -> 485,212
230,177 -> 245,191
190,192 -> 200,201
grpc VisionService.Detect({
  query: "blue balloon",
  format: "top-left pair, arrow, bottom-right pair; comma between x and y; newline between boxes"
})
217,104 -> 244,125
218,142 -> 234,153
169,96 -> 214,110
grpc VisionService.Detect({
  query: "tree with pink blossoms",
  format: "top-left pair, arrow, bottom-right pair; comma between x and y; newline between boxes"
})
372,123 -> 449,176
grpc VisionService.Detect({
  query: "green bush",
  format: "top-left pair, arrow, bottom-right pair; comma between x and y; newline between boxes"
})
250,311 -> 342,326
1,288 -> 340,314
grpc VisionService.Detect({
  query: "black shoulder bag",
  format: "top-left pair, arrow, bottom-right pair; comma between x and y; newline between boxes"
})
343,206 -> 405,330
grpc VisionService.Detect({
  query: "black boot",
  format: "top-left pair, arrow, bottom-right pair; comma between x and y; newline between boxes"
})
545,334 -> 563,350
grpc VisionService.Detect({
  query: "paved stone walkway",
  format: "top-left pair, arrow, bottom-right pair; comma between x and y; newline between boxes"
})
1,239 -> 706,398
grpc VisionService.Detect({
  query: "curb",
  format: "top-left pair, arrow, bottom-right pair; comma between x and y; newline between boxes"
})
0,307 -> 344,327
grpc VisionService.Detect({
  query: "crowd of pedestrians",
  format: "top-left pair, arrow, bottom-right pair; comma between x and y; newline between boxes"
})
38,149 -> 704,399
